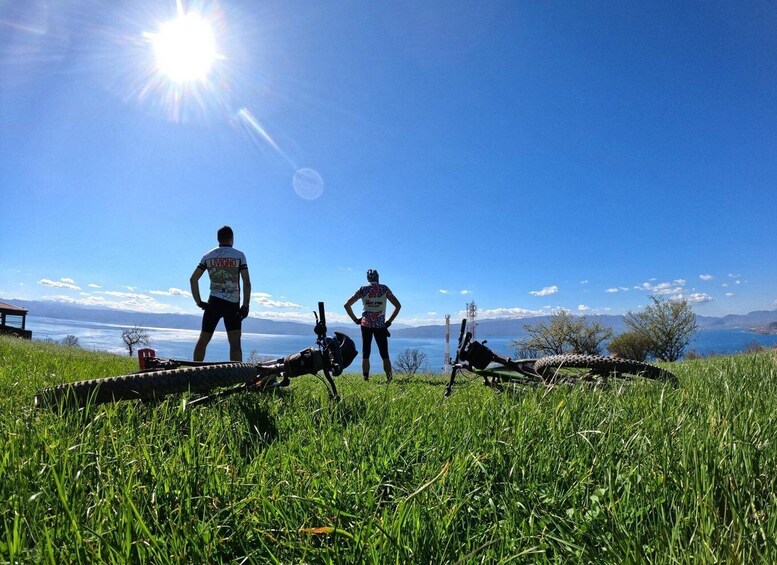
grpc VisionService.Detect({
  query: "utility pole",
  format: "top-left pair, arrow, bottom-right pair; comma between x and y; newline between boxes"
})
466,301 -> 477,340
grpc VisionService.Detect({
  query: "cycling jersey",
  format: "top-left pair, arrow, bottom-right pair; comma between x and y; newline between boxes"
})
197,245 -> 248,303
352,283 -> 394,328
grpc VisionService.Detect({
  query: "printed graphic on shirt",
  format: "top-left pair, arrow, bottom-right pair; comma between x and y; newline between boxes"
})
353,283 -> 394,328
197,246 -> 247,303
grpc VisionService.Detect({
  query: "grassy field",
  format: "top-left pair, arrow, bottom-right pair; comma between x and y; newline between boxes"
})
2,336 -> 777,563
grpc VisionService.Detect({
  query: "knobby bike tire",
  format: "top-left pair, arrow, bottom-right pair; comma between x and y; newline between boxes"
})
533,354 -> 676,383
35,363 -> 259,408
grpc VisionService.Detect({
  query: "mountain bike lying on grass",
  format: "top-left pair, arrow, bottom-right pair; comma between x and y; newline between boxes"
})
445,320 -> 676,397
35,303 -> 357,409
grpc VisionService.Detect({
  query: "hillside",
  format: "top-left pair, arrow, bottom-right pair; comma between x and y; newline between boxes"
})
3,336 -> 777,562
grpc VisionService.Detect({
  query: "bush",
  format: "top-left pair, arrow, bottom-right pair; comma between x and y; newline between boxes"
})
247,349 -> 276,363
121,325 -> 151,356
512,311 -> 613,356
607,331 -> 652,361
743,340 -> 766,354
624,296 -> 698,362
684,349 -> 704,360
61,335 -> 80,347
394,348 -> 429,376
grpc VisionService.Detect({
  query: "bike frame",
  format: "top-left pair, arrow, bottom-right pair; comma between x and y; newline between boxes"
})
141,302 -> 353,406
445,319 -> 542,396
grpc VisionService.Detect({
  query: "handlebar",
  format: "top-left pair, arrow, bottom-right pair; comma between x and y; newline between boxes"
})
445,317 -> 541,396
314,301 -> 327,339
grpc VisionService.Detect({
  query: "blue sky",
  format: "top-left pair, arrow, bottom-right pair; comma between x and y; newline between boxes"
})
1,0 -> 776,326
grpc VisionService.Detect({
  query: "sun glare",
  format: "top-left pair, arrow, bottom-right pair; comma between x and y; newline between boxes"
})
151,13 -> 217,83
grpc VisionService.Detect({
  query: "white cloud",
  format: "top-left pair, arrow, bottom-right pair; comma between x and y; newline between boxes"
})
578,305 -> 590,311
672,292 -> 713,304
699,274 -> 713,281
60,277 -> 76,284
150,287 -> 192,298
41,293 -> 186,314
439,289 -> 471,295
88,283 -> 102,289
635,281 -> 683,295
727,274 -> 743,286
249,292 -> 301,309
401,314 -> 447,326
252,309 -> 350,324
580,280 -> 589,285
39,278 -> 81,291
606,288 -> 619,293
529,285 -> 558,297
673,279 -> 687,286
100,290 -> 154,301
474,307 -> 546,319
725,292 -> 734,297
620,287 -> 629,291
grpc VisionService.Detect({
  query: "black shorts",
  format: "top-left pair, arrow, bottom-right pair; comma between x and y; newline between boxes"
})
201,296 -> 242,334
361,326 -> 390,360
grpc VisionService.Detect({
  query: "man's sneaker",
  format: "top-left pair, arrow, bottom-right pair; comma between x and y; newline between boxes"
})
386,374 -> 393,383
363,374 -> 369,381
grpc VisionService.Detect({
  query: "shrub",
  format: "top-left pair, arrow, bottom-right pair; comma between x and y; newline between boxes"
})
61,335 -> 80,347
512,311 -> 613,356
394,348 -> 429,376
624,295 -> 698,362
607,331 -> 652,361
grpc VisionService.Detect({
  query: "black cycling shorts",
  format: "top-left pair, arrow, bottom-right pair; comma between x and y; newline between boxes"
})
201,296 -> 242,334
361,326 -> 390,360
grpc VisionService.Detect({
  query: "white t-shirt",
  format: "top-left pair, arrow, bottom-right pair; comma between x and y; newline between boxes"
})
352,283 -> 394,328
197,245 -> 248,303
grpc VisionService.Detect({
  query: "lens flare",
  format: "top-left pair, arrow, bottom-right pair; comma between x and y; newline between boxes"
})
293,168 -> 324,200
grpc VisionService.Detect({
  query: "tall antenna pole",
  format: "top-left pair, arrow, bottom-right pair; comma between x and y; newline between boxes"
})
466,301 -> 477,340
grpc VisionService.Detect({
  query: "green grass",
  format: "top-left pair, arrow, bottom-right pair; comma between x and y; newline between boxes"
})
2,335 -> 777,563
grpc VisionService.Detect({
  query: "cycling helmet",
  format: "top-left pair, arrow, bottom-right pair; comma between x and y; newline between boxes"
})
366,269 -> 379,283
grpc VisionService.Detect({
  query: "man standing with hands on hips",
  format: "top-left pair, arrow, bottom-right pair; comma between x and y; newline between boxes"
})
190,226 -> 251,362
344,269 -> 401,382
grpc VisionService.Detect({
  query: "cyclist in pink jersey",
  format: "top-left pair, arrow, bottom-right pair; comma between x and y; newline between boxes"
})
344,269 -> 401,382
190,226 -> 252,361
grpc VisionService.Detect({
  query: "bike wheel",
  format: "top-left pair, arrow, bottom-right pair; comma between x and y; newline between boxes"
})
35,363 -> 258,408
533,354 -> 676,383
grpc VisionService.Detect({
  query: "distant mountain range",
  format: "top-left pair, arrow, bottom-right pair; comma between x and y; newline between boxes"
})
3,298 -> 351,336
402,310 -> 777,339
5,298 -> 777,339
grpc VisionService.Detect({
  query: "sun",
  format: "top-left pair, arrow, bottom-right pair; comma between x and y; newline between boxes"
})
151,12 -> 217,83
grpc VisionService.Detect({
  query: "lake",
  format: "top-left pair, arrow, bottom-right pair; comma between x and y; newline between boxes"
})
24,316 -> 777,373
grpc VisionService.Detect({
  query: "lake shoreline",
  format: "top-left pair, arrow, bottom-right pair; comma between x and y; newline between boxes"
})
23,315 -> 777,372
